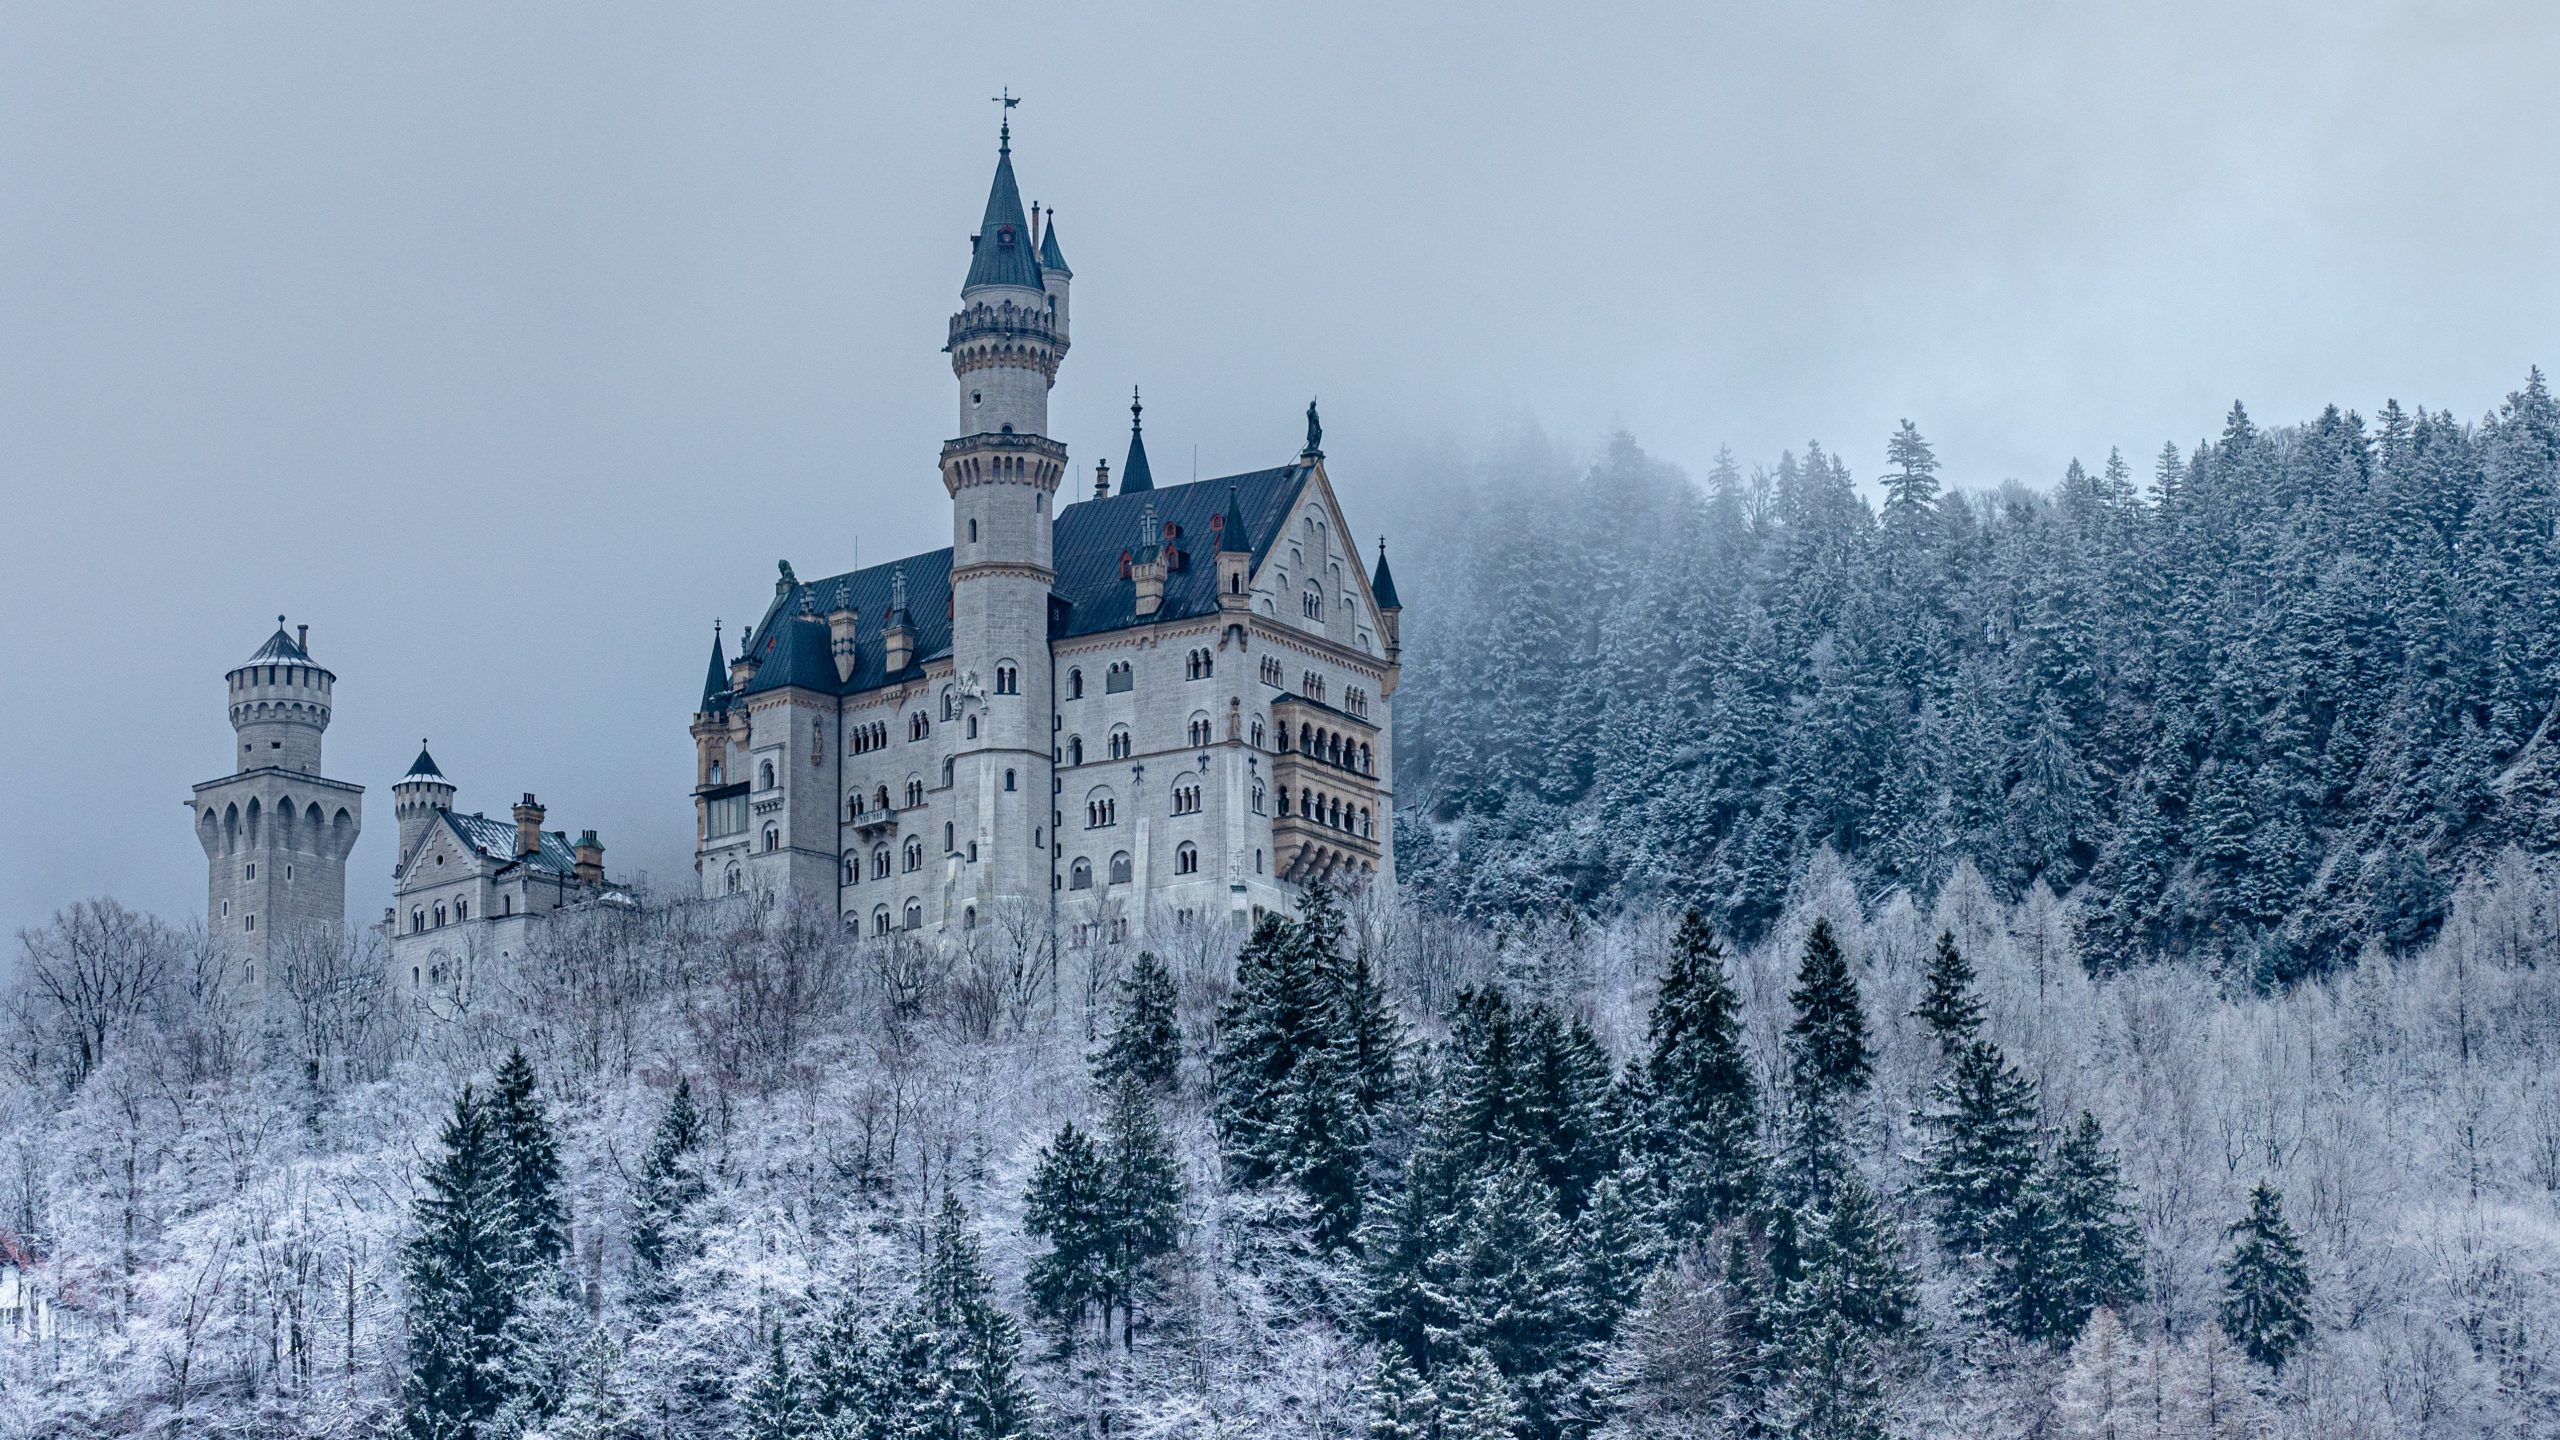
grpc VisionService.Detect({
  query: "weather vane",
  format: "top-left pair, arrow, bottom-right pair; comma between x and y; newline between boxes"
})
993,88 -> 1019,112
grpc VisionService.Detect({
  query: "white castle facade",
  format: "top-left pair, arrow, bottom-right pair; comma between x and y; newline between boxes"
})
689,123 -> 1402,939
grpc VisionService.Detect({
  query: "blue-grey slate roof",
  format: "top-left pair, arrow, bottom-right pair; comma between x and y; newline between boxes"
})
730,464 -> 1310,701
963,137 -> 1044,293
442,810 -> 580,877
243,625 -> 311,665
1038,216 -> 1071,277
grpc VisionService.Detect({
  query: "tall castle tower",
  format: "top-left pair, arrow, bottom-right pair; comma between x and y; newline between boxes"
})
941,118 -> 1070,916
188,619 -> 364,964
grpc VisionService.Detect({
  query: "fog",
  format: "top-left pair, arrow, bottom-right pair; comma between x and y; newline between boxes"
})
4,0 -> 2555,943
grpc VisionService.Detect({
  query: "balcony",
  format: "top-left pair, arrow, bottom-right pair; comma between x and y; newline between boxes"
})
848,805 -> 901,840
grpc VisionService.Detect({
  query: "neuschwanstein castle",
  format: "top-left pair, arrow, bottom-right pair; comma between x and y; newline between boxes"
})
690,122 -> 1402,938
188,121 -> 1399,963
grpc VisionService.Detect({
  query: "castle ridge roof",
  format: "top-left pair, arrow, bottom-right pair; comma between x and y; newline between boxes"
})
440,810 -> 580,878
734,464 -> 1310,701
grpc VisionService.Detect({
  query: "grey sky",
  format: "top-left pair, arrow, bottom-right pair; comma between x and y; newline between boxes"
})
4,1 -> 2554,943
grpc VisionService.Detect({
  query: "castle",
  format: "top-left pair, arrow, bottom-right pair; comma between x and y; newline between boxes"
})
189,121 -> 1397,959
688,121 -> 1402,938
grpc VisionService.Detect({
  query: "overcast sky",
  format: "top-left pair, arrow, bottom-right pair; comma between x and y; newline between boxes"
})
4,1 -> 2555,944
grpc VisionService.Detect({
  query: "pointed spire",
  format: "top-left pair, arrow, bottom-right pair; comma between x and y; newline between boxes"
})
1219,485 -> 1253,553
964,124 -> 1043,292
1370,536 -> 1401,610
699,623 -> 728,710
1037,209 -> 1071,276
1121,386 -> 1154,492
402,740 -> 446,784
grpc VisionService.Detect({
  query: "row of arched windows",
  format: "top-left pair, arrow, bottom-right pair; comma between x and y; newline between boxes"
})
865,900 -> 924,935
1172,781 -> 1201,815
1290,723 -> 1375,776
848,720 -> 889,754
1282,787 -> 1374,839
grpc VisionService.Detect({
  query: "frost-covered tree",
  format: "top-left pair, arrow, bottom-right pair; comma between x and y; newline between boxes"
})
736,1323 -> 817,1440
1092,949 -> 1180,1094
630,1076 -> 708,1304
401,1084 -> 520,1440
2044,1112 -> 2143,1338
1644,912 -> 1764,1237
1910,929 -> 1982,1052
2217,1182 -> 2311,1372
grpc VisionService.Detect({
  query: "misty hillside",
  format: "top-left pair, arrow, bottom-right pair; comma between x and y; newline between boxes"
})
1392,372 -> 2560,984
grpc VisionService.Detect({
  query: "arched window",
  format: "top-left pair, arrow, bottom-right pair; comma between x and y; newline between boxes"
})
708,760 -> 724,784
1068,668 -> 1084,699
942,758 -> 955,786
1251,780 -> 1266,814
905,779 -> 925,807
968,518 -> 979,542
1070,858 -> 1093,890
904,837 -> 924,871
1109,851 -> 1132,885
1108,728 -> 1132,761
872,845 -> 891,880
996,663 -> 1019,695
872,905 -> 890,936
944,821 -> 955,853
1302,587 -> 1323,619
1067,735 -> 1084,766
903,899 -> 922,930
1106,661 -> 1133,694
433,903 -> 447,927
965,715 -> 978,740
941,688 -> 958,722
1188,714 -> 1212,747
1085,789 -> 1117,828
964,905 -> 977,930
968,841 -> 979,863
1005,769 -> 1017,791
1176,842 -> 1199,875
759,759 -> 776,790
763,825 -> 780,852
1260,656 -> 1283,687
1360,742 -> 1373,774
411,907 -> 425,933
876,784 -> 891,811
1173,781 -> 1201,815
909,712 -> 930,742
843,853 -> 859,884
724,865 -> 742,894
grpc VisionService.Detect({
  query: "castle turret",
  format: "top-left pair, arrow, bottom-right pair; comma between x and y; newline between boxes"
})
512,794 -> 546,859
1371,537 -> 1402,665
1216,485 -> 1255,614
392,741 -> 455,875
190,617 -> 363,964
943,120 -> 1065,916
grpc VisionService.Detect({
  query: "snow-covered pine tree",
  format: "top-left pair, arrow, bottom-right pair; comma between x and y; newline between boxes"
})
1916,1038 -> 2041,1259
1768,1310 -> 1891,1440
2217,1182 -> 2311,1373
1644,912 -> 1764,1239
1435,1347 -> 1525,1440
920,1192 -> 1031,1439
401,1083 -> 522,1440
1793,1174 -> 1913,1346
552,1329 -> 640,1440
1095,1073 -> 1182,1348
1359,1342 -> 1437,1440
1091,949 -> 1180,1093
1911,929 -> 1983,1052
630,1076 -> 708,1303
735,1323 -> 817,1440
1021,1121 -> 1108,1347
1782,918 -> 1870,1200
2044,1111 -> 2143,1338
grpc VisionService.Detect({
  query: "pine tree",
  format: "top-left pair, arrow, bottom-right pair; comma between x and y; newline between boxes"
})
552,1329 -> 639,1440
1783,918 -> 1870,1200
1911,929 -> 1983,1052
921,1193 -> 1031,1439
1796,1174 -> 1913,1344
1096,1074 -> 1183,1348
2218,1182 -> 2312,1372
402,1083 -> 521,1440
1644,912 -> 1763,1238
1021,1122 -> 1108,1345
2046,1112 -> 2144,1338
736,1323 -> 817,1440
1092,949 -> 1180,1093
1769,1311 -> 1890,1440
488,1047 -> 567,1271
1359,1342 -> 1436,1440
1342,940 -> 1407,1113
1916,1038 -> 2041,1258
1434,1348 -> 1523,1440
1786,919 -> 1871,1104
1441,1158 -> 1580,1439
631,1077 -> 708,1303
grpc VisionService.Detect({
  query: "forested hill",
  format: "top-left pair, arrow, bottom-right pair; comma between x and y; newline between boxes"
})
1392,371 -> 2560,983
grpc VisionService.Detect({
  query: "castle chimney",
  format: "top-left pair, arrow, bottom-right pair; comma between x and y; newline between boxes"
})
572,829 -> 605,886
826,582 -> 861,684
1131,503 -> 1169,618
296,624 -> 308,653
1094,457 -> 1111,499
513,793 -> 545,858
729,625 -> 761,690
882,568 -> 916,674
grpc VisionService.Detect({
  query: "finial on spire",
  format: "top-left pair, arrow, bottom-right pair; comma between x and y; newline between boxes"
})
277,613 -> 287,629
1130,386 -> 1143,432
992,88 -> 1019,150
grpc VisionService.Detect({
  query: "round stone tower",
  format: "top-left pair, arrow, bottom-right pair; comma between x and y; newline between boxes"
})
190,618 -> 364,965
943,119 -> 1068,915
392,740 -> 456,877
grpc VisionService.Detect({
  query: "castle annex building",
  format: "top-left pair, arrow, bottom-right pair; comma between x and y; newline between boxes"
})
692,124 -> 1403,937
386,742 -> 627,991
190,620 -> 363,965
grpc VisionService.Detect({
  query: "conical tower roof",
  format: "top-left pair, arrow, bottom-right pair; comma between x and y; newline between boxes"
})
699,626 -> 728,711
1120,387 -> 1154,493
401,741 -> 446,785
1370,539 -> 1402,609
963,123 -> 1045,292
1037,211 -> 1071,276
